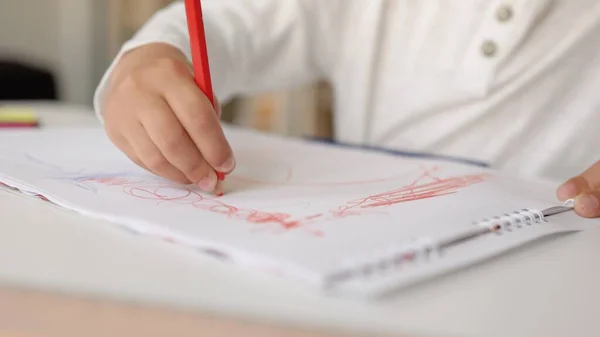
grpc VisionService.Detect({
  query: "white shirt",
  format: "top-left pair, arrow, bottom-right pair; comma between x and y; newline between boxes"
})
94,0 -> 600,182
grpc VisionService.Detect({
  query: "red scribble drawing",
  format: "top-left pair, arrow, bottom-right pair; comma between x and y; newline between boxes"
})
121,184 -> 305,229
333,166 -> 490,217
67,165 -> 490,235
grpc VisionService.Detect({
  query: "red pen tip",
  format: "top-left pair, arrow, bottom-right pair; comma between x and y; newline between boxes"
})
215,179 -> 224,197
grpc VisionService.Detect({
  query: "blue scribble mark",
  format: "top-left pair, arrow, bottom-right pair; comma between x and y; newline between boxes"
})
24,153 -> 151,193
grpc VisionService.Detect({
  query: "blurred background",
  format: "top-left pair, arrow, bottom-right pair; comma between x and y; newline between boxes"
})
0,0 -> 334,138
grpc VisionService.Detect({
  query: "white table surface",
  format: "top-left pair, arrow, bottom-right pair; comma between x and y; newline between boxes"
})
1,102 -> 599,337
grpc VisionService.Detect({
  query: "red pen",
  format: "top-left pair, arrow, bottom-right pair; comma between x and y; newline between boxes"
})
184,0 -> 225,196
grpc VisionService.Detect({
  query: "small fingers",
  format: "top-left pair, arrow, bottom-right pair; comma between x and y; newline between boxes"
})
573,191 -> 600,218
161,75 -> 235,173
103,55 -> 232,191
140,97 -> 218,191
559,160 -> 600,201
125,121 -> 191,185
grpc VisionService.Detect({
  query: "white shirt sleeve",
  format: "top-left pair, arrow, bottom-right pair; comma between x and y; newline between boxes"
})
93,0 -> 341,120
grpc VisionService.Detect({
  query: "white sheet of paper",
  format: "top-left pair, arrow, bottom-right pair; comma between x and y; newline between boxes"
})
0,126 -> 593,296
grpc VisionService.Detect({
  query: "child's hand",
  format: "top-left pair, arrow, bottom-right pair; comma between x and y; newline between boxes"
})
557,160 -> 600,218
102,43 -> 235,192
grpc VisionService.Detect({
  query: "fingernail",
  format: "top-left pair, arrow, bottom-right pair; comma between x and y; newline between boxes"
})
557,181 -> 578,201
196,176 -> 216,192
576,194 -> 599,213
218,157 -> 236,172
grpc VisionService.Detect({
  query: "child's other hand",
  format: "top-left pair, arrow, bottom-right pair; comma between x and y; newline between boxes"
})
102,43 -> 235,192
557,160 -> 600,218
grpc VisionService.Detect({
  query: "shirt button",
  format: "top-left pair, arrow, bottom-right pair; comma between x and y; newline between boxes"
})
481,40 -> 498,57
496,5 -> 514,22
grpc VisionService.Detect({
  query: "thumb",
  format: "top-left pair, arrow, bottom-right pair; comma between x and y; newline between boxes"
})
573,191 -> 600,218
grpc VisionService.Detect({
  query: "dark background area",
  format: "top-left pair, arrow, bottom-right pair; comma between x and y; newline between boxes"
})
0,59 -> 58,101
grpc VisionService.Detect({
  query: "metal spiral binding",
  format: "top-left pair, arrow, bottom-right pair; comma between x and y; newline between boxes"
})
474,208 -> 545,234
324,200 -> 575,288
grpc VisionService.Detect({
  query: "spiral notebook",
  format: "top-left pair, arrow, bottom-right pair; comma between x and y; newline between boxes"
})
0,126 -> 595,297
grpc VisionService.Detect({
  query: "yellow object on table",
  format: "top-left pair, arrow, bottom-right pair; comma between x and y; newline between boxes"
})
0,106 -> 40,127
